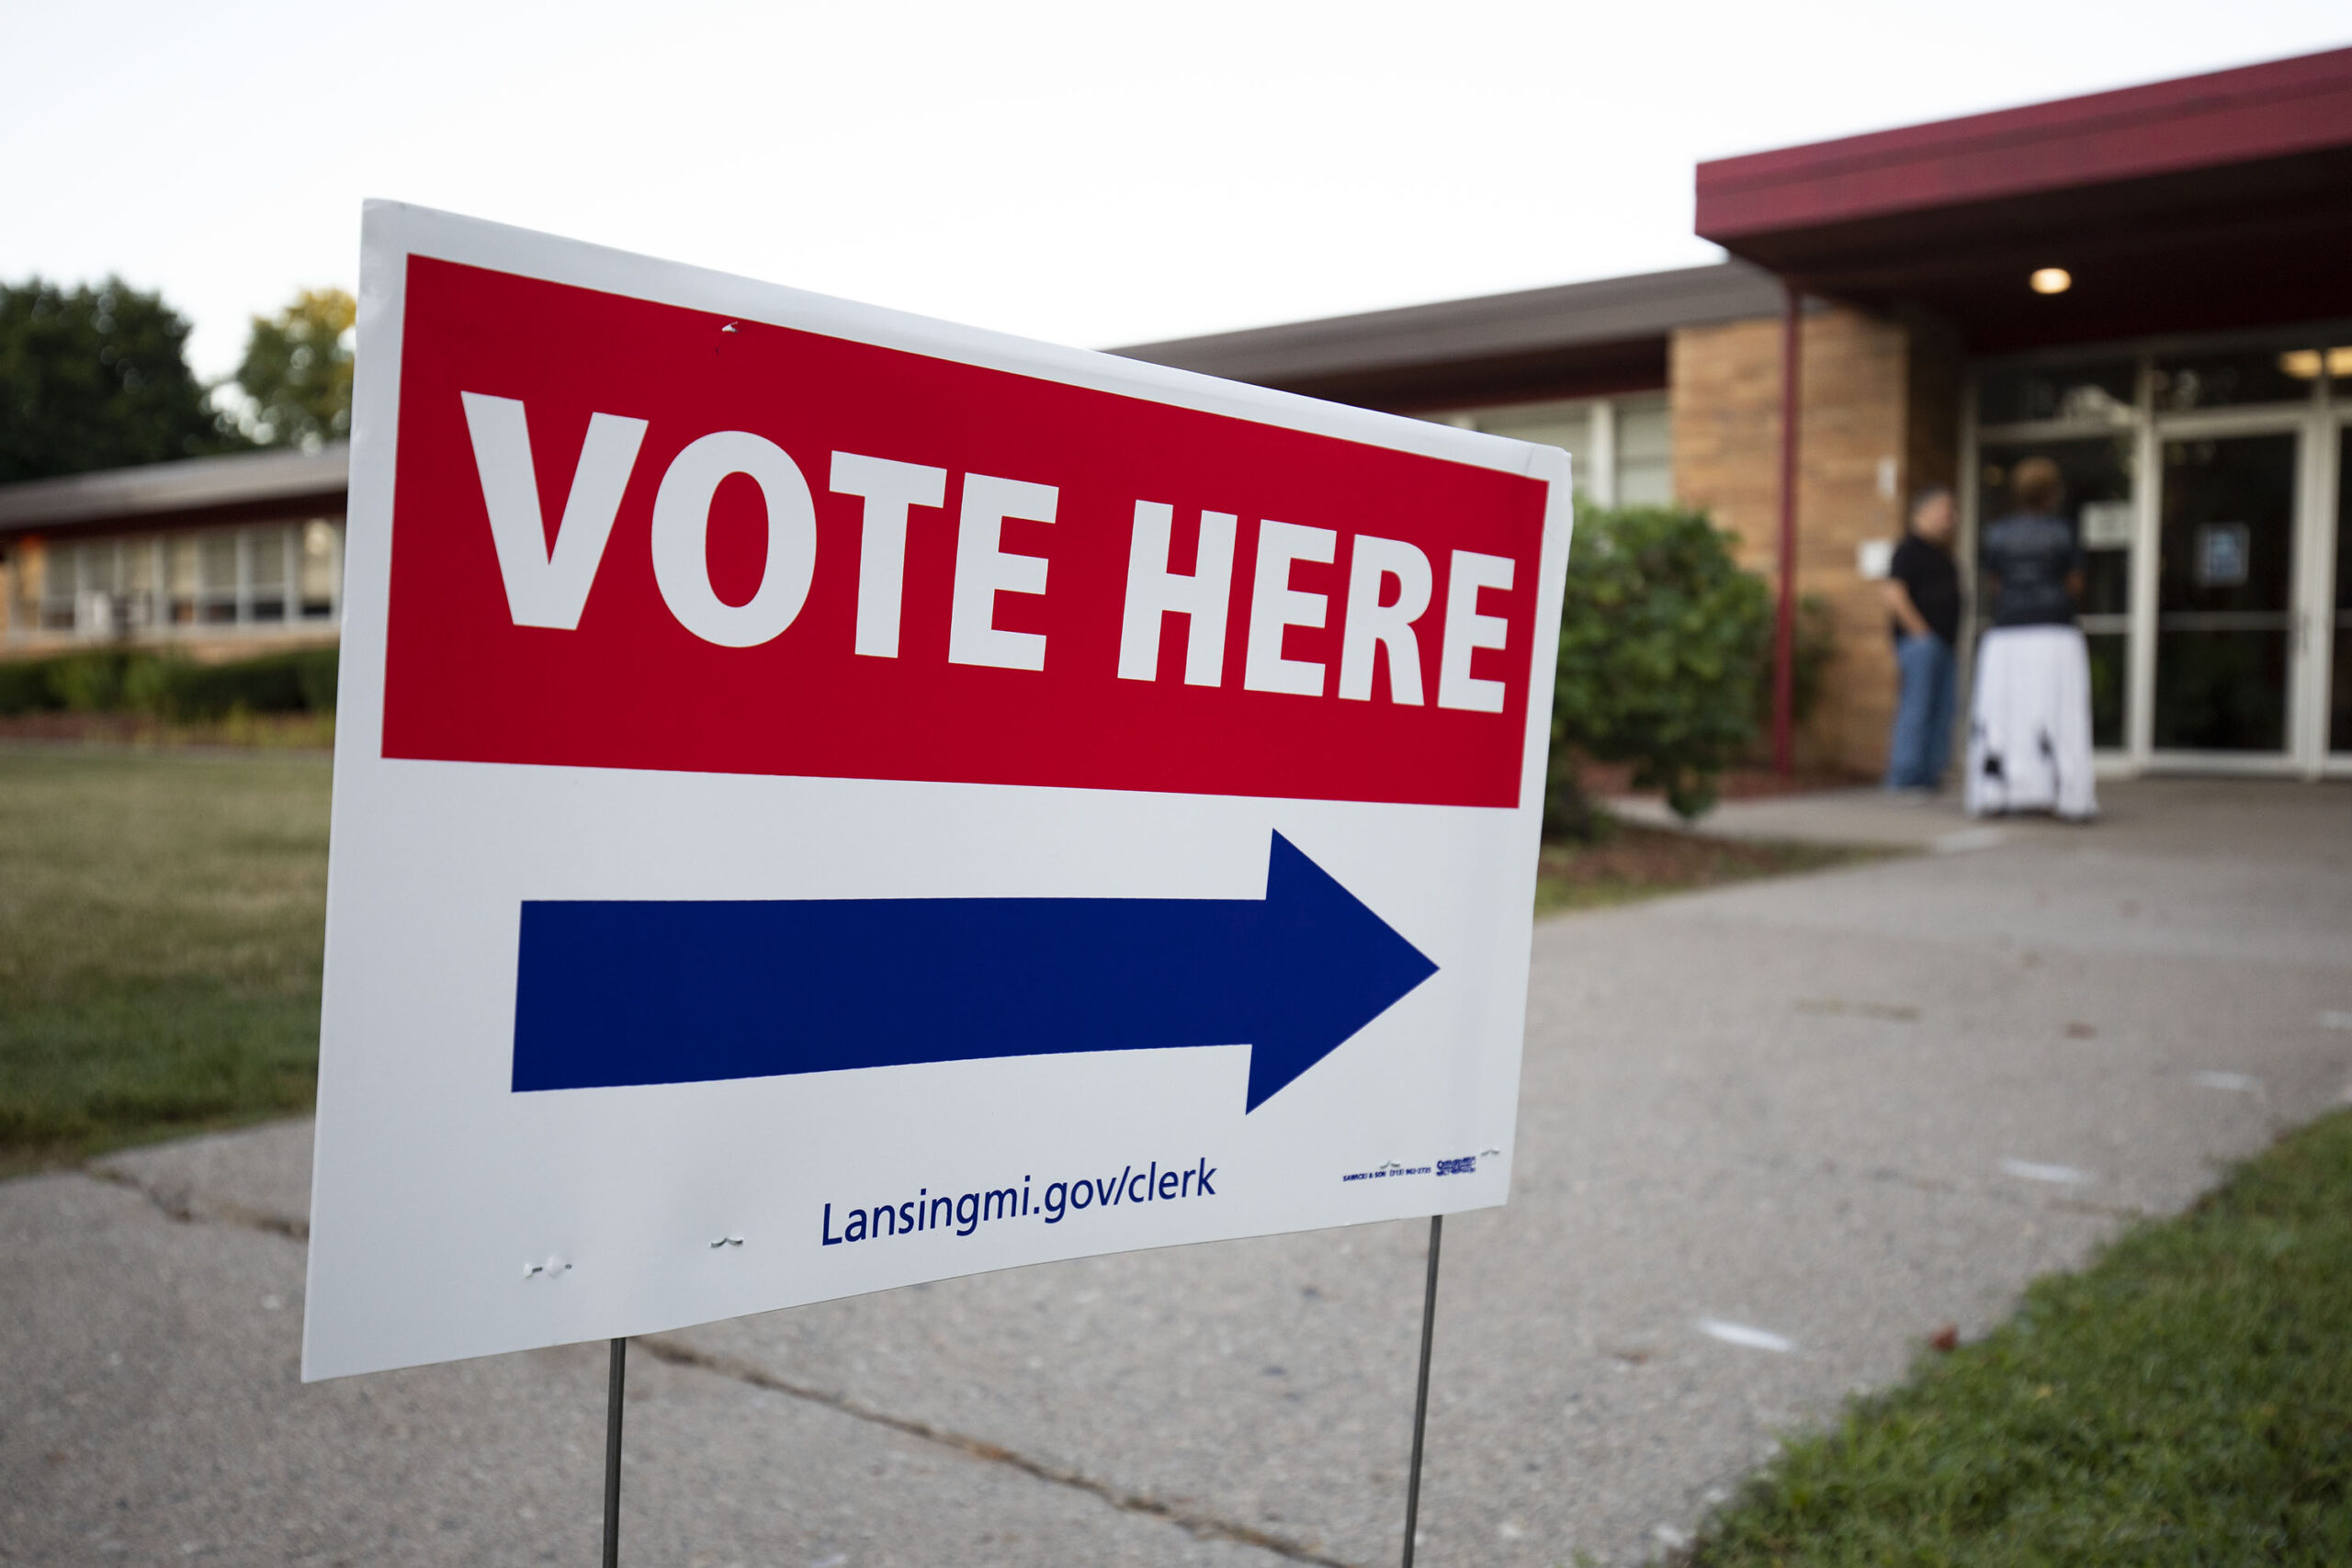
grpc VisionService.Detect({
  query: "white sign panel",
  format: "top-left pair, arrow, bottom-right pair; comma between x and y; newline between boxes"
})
303,202 -> 1570,1380
2078,499 -> 2133,551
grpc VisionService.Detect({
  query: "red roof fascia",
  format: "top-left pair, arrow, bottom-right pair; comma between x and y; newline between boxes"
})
1697,46 -> 2352,242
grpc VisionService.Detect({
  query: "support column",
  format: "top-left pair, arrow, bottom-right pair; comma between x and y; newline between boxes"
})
1771,281 -> 1803,774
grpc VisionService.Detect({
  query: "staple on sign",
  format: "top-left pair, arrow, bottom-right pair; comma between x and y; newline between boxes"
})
2189,1070 -> 2260,1093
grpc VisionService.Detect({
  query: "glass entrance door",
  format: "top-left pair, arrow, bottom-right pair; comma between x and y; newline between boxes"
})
2153,431 -> 2300,752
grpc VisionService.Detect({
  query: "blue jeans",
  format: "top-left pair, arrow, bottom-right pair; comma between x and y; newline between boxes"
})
1885,633 -> 1956,789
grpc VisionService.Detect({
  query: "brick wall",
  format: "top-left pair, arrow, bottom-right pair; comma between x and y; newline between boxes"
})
1671,304 -> 1949,776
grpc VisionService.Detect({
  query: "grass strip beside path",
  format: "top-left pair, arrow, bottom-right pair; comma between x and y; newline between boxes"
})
1694,1110 -> 2352,1565
1535,818 -> 1881,914
0,748 -> 330,1173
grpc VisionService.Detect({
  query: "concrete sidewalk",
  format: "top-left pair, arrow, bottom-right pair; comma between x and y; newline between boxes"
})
5,779 -> 2349,1566
1606,773 -> 2334,856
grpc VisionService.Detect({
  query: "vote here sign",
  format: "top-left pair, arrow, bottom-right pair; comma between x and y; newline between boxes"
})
303,201 -> 1570,1380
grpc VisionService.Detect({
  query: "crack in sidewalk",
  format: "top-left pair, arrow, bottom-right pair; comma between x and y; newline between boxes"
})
84,1161 -> 1359,1568
88,1163 -> 311,1241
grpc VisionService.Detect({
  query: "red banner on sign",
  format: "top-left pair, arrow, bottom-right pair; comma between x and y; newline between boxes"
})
382,258 -> 1548,808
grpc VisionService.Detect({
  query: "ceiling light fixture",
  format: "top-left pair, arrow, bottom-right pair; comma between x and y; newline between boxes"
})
2030,267 -> 2072,295
2278,346 -> 2352,380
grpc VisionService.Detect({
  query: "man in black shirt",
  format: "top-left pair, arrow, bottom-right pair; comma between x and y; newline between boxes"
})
1882,487 -> 1961,790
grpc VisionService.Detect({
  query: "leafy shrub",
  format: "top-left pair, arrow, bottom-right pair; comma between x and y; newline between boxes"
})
116,656 -> 174,715
1548,502 -> 1771,831
0,646 -> 337,719
46,651 -> 133,711
0,657 -> 58,714
1758,592 -> 1837,734
0,651 -> 135,715
293,649 -> 338,713
142,649 -> 335,720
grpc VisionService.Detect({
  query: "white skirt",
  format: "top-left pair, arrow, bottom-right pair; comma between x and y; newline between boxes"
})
1965,626 -> 2098,820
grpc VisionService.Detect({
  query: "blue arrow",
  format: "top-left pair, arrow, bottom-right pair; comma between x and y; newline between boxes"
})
512,832 -> 1438,1111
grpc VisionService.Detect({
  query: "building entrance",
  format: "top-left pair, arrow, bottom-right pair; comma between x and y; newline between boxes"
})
1967,337 -> 2350,779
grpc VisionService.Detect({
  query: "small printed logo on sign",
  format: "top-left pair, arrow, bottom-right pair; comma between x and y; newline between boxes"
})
1342,1148 -> 1498,1183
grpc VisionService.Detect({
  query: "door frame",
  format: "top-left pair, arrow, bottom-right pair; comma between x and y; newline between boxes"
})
2323,407 -> 2351,778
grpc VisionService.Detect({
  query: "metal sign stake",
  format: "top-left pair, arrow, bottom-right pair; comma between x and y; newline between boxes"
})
1400,1214 -> 1442,1568
602,1337 -> 627,1568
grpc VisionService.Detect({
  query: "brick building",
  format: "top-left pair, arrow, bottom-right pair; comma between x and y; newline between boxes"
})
6,47 -> 2348,779
0,446 -> 348,659
1125,46 -> 2352,782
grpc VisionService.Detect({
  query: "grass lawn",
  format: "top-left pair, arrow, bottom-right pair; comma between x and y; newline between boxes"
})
0,746 -> 330,1174
1534,817 -> 1880,914
1693,1109 -> 2352,1565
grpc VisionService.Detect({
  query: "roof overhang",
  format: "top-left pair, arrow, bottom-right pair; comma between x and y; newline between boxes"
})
0,445 -> 350,543
1113,263 -> 1782,411
1696,47 -> 2352,353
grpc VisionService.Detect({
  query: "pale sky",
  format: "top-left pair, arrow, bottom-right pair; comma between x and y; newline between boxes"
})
6,1 -> 2347,383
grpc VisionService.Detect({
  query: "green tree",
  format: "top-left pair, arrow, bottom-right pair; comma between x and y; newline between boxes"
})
234,288 -> 356,449
0,276 -> 243,483
1548,502 -> 1772,831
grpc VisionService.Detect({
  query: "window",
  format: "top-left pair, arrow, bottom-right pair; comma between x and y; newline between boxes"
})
1613,396 -> 1672,505
1429,392 -> 1671,506
24,520 -> 344,640
198,532 -> 240,623
300,521 -> 340,619
1976,360 -> 2135,426
166,536 -> 200,625
1468,402 -> 1595,489
249,525 -> 291,623
2151,350 -> 2315,412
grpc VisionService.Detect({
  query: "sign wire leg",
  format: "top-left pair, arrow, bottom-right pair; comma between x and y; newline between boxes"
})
1400,1214 -> 1442,1568
603,1337 -> 627,1568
